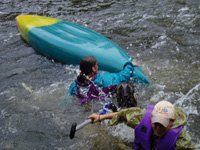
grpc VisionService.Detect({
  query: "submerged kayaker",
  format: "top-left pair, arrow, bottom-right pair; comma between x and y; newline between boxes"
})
99,82 -> 138,114
67,55 -> 138,103
88,101 -> 196,150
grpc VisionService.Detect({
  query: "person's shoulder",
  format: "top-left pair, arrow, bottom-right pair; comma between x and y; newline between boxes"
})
94,73 -> 108,86
119,107 -> 146,115
174,106 -> 187,123
176,128 -> 197,150
170,106 -> 187,129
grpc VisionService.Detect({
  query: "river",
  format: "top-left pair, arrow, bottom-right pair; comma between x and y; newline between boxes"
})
0,0 -> 200,149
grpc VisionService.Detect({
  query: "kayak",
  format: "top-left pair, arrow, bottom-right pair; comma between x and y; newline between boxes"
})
16,15 -> 150,85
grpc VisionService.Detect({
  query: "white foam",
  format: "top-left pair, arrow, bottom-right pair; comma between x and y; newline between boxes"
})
178,7 -> 189,12
109,123 -> 135,142
151,41 -> 166,49
175,83 -> 200,106
65,65 -> 79,75
8,126 -> 17,134
0,109 -> 7,118
6,96 -> 16,101
142,14 -> 156,19
174,83 -> 200,117
3,32 -> 19,42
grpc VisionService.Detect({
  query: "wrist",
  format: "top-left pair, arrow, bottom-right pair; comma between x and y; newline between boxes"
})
98,114 -> 101,122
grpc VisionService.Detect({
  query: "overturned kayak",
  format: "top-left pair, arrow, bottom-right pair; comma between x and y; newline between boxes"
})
16,15 -> 150,85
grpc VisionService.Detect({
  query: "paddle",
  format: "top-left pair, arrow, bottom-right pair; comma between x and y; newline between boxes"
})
69,83 -> 137,139
70,119 -> 92,139
69,101 -> 117,139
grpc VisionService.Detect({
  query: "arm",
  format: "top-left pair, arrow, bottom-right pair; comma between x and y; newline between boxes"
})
108,107 -> 145,128
88,107 -> 145,128
67,81 -> 77,96
114,60 -> 136,83
88,112 -> 118,123
117,60 -> 139,82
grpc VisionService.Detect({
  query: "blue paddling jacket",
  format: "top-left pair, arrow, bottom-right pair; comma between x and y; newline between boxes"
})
67,61 -> 135,103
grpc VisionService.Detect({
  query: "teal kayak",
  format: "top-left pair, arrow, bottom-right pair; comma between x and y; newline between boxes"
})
16,15 -> 150,85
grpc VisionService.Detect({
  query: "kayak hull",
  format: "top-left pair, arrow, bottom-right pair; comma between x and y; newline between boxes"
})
16,15 -> 150,85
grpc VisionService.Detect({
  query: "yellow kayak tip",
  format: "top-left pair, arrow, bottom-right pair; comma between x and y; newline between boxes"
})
16,15 -> 62,42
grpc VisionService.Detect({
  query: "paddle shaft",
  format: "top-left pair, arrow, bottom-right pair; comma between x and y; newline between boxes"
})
76,119 -> 92,131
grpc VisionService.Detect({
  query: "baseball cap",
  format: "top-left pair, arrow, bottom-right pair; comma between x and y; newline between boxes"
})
151,101 -> 175,127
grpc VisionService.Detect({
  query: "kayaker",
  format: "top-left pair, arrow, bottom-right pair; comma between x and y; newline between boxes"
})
67,55 -> 138,103
99,82 -> 137,114
88,100 -> 196,150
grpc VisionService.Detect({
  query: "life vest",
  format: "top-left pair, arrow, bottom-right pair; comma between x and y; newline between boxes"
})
134,105 -> 183,150
74,73 -> 116,103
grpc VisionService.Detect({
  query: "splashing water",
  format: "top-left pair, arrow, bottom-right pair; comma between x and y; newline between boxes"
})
0,0 -> 200,149
175,83 -> 200,116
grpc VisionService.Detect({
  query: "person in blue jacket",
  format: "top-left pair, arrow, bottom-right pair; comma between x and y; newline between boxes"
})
67,55 -> 138,103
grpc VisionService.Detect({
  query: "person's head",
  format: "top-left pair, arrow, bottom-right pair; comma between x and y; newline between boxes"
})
151,101 -> 176,136
80,55 -> 98,76
116,83 -> 137,108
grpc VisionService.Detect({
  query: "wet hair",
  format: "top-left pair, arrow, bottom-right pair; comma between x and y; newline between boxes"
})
116,82 -> 137,108
77,55 -> 97,83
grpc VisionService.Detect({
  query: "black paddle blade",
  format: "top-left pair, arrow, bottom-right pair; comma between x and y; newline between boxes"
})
70,122 -> 77,139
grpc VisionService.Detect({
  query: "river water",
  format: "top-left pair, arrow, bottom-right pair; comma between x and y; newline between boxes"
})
0,0 -> 200,149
